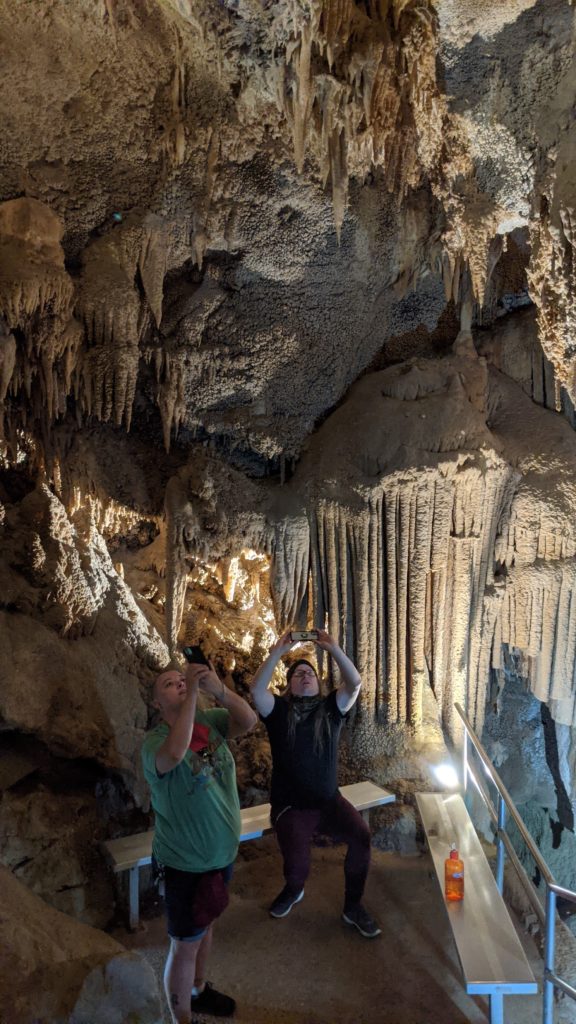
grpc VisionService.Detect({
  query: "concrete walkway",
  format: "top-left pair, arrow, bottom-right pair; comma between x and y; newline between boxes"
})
115,837 -> 546,1024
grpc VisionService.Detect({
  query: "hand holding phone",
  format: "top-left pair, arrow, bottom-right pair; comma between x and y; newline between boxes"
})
182,645 -> 210,666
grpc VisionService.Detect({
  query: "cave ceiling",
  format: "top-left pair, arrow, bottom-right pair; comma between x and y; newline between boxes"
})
0,0 -> 576,786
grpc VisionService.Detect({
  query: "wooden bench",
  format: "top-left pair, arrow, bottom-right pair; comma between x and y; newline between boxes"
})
415,791 -> 538,1024
103,780 -> 395,929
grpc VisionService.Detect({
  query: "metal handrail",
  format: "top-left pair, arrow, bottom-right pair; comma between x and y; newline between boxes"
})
455,703 -> 554,884
454,702 -> 576,1024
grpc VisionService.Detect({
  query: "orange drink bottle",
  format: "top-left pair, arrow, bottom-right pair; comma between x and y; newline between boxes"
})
444,843 -> 464,901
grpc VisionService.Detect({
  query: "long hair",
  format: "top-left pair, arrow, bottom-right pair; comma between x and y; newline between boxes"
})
284,659 -> 331,755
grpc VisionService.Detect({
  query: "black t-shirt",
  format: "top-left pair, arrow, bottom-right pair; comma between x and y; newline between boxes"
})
262,690 -> 346,811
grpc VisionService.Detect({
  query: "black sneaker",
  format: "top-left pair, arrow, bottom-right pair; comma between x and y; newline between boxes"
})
191,981 -> 236,1017
342,904 -> 381,938
268,886 -> 305,918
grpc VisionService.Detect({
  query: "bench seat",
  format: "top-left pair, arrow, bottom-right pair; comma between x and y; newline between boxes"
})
104,780 -> 394,928
416,791 -> 537,1024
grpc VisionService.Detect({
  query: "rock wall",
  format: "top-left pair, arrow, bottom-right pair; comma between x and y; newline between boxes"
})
0,865 -> 161,1024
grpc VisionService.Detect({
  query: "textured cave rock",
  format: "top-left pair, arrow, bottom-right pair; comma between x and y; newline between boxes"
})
0,0 -> 575,962
0,481 -> 168,802
270,343 -> 576,748
1,0 -> 573,454
0,784 -> 115,928
0,865 -> 161,1024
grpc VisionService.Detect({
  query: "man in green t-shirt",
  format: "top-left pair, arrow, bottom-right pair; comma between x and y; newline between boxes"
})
142,660 -> 257,1024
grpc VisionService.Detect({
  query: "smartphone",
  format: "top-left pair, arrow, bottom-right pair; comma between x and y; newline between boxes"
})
290,630 -> 319,642
182,645 -> 210,666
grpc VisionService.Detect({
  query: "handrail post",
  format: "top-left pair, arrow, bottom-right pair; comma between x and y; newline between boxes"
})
543,885 -> 556,1024
462,728 -> 468,796
496,794 -> 506,894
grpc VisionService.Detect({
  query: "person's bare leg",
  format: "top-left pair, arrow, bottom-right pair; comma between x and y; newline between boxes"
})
164,937 -> 200,1024
193,924 -> 213,993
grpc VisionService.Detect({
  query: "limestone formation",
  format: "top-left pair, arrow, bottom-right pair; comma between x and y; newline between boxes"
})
0,482 -> 168,801
0,865 -> 161,1024
0,785 -> 115,928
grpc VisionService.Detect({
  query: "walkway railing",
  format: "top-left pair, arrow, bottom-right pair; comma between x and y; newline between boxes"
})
455,702 -> 576,1024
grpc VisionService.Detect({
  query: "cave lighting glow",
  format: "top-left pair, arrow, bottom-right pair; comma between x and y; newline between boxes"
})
432,762 -> 460,790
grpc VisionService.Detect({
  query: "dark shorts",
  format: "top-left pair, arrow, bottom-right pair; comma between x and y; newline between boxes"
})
155,859 -> 234,942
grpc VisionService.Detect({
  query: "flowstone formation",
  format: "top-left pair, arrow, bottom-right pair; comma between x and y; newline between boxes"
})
1,0 -> 576,1015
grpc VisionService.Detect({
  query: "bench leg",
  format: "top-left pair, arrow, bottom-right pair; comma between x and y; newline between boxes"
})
128,866 -> 140,931
489,992 -> 504,1024
361,810 -> 370,825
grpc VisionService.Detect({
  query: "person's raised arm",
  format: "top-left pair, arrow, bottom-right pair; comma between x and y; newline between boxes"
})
155,665 -> 200,774
196,663 -> 258,738
316,629 -> 362,714
250,630 -> 294,717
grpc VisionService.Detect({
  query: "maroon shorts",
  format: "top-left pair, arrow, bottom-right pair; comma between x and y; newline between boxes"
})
158,860 -> 234,941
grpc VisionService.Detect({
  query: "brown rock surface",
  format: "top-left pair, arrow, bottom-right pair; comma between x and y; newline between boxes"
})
0,864 -> 161,1024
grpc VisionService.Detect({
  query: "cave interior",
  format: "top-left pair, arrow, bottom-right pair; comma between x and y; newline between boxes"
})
1,1 -> 576,1022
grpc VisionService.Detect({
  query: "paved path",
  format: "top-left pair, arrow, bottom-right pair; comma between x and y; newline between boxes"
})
115,837 -> 546,1024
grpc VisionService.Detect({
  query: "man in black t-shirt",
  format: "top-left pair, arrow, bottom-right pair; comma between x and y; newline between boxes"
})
250,630 -> 381,939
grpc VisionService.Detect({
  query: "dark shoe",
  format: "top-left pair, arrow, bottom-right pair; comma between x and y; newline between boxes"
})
269,886 -> 304,918
342,904 -> 381,938
191,981 -> 236,1017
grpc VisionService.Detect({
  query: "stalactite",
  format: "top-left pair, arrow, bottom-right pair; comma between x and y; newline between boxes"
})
529,190 -> 576,408
288,20 -> 314,175
496,561 -> 576,727
269,516 -> 310,630
276,0 -> 443,234
150,348 -> 188,453
434,187 -> 506,314
78,212 -> 168,431
303,456 -> 512,736
0,325 -> 16,404
192,128 -> 220,269
144,273 -> 226,451
165,473 -> 198,653
0,198 -> 78,437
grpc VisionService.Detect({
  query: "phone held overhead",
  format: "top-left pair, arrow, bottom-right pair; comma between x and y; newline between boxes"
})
182,645 -> 210,666
289,630 -> 319,642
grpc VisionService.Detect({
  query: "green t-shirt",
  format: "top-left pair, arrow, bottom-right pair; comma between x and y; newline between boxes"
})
141,708 -> 241,872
